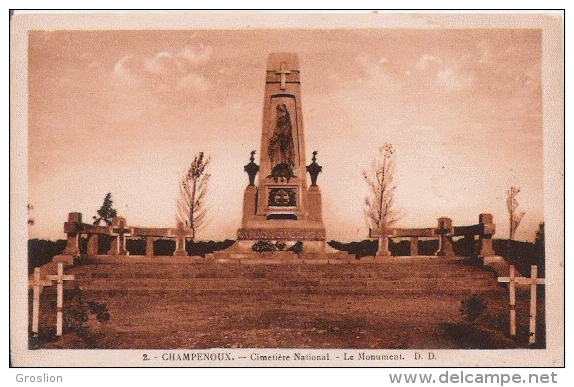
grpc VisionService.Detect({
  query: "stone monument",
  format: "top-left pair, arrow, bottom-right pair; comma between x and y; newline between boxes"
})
232,53 -> 327,255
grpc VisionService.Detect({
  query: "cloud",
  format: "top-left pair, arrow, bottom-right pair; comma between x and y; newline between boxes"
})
145,51 -> 176,75
356,52 -> 392,82
412,54 -> 473,92
177,44 -> 213,66
113,55 -> 143,86
111,44 -> 214,96
144,44 -> 213,76
437,67 -> 473,91
114,55 -> 132,76
415,54 -> 442,71
177,73 -> 208,93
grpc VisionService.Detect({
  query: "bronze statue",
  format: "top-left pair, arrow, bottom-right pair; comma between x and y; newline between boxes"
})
268,103 -> 295,167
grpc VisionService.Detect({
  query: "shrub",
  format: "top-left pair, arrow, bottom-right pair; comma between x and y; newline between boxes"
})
275,242 -> 286,251
459,294 -> 488,323
61,286 -> 111,334
88,301 -> 111,323
288,241 -> 303,255
62,286 -> 89,334
252,240 -> 276,253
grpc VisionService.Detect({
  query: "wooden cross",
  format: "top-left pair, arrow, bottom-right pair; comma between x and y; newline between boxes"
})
275,62 -> 291,90
28,267 -> 53,336
498,265 -> 545,345
46,263 -> 75,336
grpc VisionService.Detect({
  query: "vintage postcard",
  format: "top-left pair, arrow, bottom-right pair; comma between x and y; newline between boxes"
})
10,11 -> 564,367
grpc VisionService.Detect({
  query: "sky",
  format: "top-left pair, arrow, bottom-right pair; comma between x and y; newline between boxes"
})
26,26 -> 545,242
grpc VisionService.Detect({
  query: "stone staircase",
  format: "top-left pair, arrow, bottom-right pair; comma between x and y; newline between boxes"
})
57,257 -> 508,297
31,256 -> 527,349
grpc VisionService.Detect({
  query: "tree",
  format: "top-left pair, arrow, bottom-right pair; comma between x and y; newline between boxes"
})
507,186 -> 526,241
27,204 -> 34,226
535,222 -> 545,276
363,142 -> 401,231
177,152 -> 211,239
93,193 -> 118,225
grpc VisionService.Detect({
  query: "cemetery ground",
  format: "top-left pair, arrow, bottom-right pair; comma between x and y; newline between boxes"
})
28,257 -> 545,350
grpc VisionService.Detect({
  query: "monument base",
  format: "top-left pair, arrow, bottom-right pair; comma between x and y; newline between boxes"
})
216,232 -> 353,262
375,252 -> 392,259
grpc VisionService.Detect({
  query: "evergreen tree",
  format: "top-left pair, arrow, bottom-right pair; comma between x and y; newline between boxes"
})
93,193 -> 118,225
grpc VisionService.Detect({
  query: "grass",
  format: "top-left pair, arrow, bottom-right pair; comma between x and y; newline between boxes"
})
30,258 -> 545,349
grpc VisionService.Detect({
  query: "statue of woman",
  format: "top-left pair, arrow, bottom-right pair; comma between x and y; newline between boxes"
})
268,103 -> 295,167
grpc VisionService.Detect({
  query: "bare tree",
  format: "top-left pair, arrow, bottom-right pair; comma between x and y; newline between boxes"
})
507,186 -> 526,241
363,142 -> 401,231
177,152 -> 211,239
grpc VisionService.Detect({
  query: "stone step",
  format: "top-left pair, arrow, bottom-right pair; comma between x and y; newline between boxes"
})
73,276 -> 500,294
73,287 -> 505,298
67,264 -> 496,281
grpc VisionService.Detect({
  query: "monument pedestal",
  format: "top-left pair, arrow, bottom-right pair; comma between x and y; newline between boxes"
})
376,236 -> 392,258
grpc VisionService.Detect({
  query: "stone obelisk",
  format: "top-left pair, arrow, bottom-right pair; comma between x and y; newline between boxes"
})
235,53 -> 326,253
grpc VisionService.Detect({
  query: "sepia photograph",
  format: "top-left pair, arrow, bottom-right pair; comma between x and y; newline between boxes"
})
10,11 -> 564,368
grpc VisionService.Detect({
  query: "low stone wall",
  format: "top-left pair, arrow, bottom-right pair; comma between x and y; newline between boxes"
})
55,212 -> 193,260
370,213 -> 497,260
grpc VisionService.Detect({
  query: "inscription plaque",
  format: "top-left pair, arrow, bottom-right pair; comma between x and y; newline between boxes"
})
268,188 -> 297,207
237,228 -> 325,241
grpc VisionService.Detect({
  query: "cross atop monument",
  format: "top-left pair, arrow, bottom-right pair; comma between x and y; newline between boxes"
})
275,62 -> 291,90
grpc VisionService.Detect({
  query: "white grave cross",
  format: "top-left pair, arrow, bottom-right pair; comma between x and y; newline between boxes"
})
498,264 -> 545,345
46,263 -> 75,336
28,267 -> 53,336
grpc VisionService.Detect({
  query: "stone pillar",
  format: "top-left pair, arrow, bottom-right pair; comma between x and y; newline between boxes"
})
376,236 -> 391,257
242,185 -> 258,225
480,237 -> 494,257
146,237 -> 156,257
410,237 -> 419,256
108,217 -> 130,255
479,213 -> 496,257
173,221 -> 188,256
86,233 -> 99,256
62,212 -> 82,255
307,186 -> 323,223
435,217 -> 453,257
